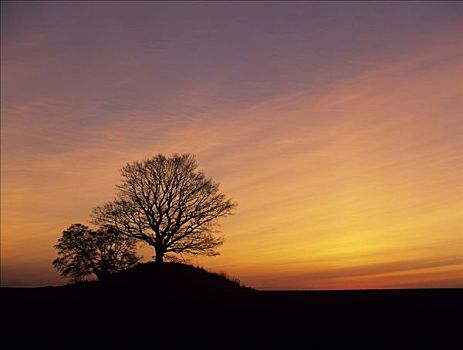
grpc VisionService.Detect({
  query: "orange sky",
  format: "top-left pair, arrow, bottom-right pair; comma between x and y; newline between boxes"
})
1,2 -> 462,289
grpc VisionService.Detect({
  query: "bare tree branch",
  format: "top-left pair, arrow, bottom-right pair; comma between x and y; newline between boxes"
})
91,154 -> 236,263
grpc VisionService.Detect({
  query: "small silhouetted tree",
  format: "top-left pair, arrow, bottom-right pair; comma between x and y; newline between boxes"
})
92,154 -> 236,263
53,224 -> 140,282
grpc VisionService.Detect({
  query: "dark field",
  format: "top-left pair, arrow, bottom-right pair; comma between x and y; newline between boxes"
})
2,264 -> 461,349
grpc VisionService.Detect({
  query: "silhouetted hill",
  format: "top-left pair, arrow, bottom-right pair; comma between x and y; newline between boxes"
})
100,262 -> 249,294
2,265 -> 462,349
2,262 -> 249,301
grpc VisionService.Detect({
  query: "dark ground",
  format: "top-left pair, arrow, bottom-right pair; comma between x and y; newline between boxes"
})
1,263 -> 462,349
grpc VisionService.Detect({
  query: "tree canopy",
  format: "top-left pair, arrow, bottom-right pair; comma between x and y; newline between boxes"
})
92,154 -> 236,263
53,224 -> 140,282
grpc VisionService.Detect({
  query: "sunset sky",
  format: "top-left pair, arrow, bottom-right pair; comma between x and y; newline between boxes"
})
1,1 -> 462,289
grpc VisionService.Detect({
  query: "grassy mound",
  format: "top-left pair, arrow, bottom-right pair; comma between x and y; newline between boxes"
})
99,262 -> 250,295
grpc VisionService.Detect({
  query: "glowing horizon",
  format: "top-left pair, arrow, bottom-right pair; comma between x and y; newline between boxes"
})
1,1 -> 462,289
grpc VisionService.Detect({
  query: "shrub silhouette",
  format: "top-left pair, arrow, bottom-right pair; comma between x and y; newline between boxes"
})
53,224 -> 140,282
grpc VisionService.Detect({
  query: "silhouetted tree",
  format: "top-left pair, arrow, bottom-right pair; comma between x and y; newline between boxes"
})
92,154 -> 236,263
53,224 -> 140,282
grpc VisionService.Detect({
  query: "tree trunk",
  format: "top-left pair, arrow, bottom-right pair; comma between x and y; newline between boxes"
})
94,269 -> 110,281
154,246 -> 164,263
